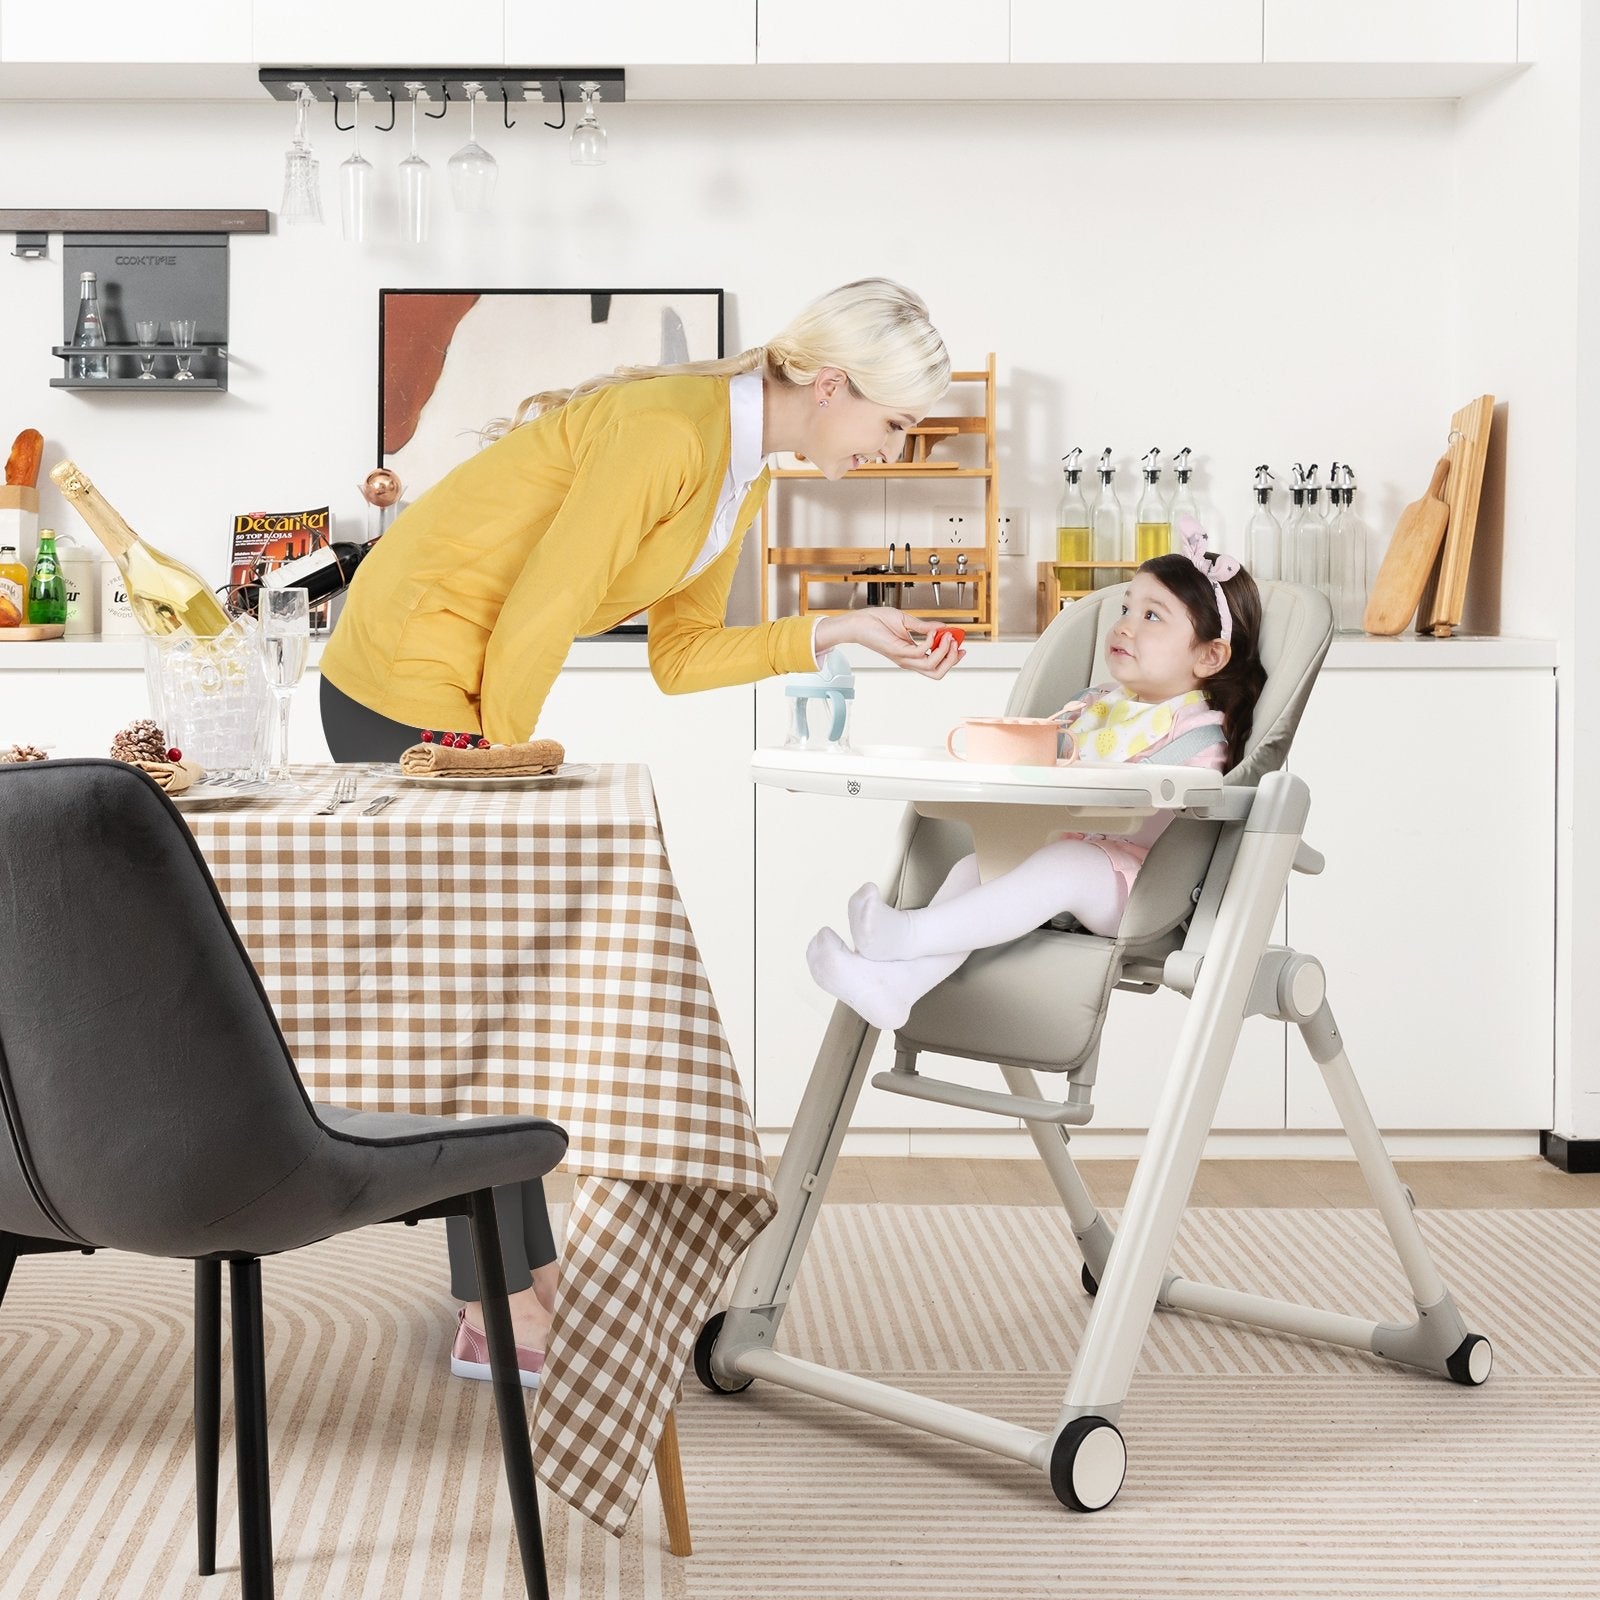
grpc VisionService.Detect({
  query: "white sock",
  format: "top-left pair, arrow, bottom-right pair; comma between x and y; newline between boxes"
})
805,927 -> 967,1032
848,840 -> 1125,962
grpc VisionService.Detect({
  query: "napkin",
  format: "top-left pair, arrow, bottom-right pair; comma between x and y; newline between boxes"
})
136,757 -> 204,794
399,738 -> 566,777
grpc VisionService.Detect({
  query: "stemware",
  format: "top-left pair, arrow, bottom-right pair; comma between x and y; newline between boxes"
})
339,85 -> 375,243
570,82 -> 607,167
134,319 -> 160,380
169,318 -> 197,382
280,86 -> 325,226
261,586 -> 311,788
398,90 -> 432,245
448,85 -> 498,212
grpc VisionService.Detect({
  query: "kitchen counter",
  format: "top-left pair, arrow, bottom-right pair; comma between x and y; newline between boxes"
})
0,632 -> 1561,672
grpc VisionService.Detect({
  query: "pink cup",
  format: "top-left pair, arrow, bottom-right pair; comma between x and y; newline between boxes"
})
945,716 -> 1069,766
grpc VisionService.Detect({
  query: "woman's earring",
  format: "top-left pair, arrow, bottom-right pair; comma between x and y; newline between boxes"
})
819,399 -> 829,408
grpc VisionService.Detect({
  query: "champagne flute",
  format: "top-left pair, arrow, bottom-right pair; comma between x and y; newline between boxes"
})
261,585 -> 311,788
340,86 -> 375,243
398,89 -> 431,245
170,318 -> 197,382
135,319 -> 160,380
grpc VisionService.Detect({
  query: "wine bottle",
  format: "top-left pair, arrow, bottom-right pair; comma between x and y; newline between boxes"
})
258,532 -> 381,605
49,460 -> 232,639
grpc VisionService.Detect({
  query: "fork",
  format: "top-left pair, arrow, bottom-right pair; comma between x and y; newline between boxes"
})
312,772 -> 358,815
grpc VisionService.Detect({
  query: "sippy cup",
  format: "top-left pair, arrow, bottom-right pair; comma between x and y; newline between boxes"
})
783,648 -> 855,750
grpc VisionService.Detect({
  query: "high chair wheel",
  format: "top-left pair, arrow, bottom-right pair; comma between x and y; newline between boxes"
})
1446,1334 -> 1493,1386
692,1312 -> 754,1395
1050,1416 -> 1126,1512
1080,1263 -> 1099,1297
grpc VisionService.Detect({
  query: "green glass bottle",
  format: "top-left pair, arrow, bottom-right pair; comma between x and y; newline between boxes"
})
27,528 -> 68,626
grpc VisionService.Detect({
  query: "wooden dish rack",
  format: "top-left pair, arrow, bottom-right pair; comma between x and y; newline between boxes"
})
1035,559 -> 1140,633
758,354 -> 1000,636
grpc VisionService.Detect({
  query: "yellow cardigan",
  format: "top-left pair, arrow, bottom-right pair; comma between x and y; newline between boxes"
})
320,374 -> 819,742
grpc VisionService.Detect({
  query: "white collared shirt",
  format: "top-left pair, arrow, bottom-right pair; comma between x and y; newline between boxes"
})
682,368 -> 766,582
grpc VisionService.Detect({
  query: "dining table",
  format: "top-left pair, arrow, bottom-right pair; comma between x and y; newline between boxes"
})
177,761 -> 776,1537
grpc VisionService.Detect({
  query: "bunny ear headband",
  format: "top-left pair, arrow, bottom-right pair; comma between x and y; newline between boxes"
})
1176,515 -> 1240,645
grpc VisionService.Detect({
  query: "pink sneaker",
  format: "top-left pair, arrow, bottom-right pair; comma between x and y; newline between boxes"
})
450,1307 -> 545,1390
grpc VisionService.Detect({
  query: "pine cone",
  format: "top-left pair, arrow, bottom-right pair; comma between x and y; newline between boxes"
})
110,718 -> 168,764
1,743 -> 49,763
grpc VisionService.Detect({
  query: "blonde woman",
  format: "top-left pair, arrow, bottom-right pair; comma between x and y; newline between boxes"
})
319,278 -> 963,1385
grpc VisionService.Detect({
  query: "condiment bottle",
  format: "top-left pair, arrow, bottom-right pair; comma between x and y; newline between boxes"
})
1328,463 -> 1367,632
1292,462 -> 1329,595
1168,447 -> 1200,541
1135,446 -> 1171,562
1055,447 -> 1092,595
0,538 -> 26,626
1245,465 -> 1281,583
1090,448 -> 1125,590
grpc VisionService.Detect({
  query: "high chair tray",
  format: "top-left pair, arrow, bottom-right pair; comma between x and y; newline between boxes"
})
751,744 -> 1224,814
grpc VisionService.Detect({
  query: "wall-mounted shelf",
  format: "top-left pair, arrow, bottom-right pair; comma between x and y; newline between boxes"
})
49,344 -> 227,391
759,355 -> 1001,637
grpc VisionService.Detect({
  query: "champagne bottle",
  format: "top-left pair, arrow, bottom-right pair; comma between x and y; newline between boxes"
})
49,460 -> 232,639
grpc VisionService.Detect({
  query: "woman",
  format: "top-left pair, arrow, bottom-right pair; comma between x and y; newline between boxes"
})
319,278 -> 962,1386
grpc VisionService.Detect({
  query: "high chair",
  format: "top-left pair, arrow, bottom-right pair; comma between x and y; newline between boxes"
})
695,580 -> 1491,1513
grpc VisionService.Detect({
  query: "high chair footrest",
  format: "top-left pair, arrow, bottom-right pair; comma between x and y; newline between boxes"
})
871,1069 -> 1094,1124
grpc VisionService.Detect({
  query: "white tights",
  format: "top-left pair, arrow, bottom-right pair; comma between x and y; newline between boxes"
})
805,840 -> 1125,1032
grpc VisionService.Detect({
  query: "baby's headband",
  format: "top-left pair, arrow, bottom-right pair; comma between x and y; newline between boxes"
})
1176,515 -> 1239,645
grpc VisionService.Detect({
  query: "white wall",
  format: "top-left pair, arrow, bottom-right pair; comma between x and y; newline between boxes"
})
0,94 -> 1465,641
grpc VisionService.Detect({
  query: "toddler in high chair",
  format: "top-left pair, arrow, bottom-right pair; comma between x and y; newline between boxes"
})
807,520 -> 1267,1032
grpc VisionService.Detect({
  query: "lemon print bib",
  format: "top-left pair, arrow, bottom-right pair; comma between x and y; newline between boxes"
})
1066,688 -> 1209,763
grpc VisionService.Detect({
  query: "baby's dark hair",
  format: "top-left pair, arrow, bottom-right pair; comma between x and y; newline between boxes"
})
1139,551 -> 1266,770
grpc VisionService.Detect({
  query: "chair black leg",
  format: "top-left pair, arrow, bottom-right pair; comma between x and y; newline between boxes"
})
229,1258 -> 275,1600
194,1260 -> 221,1577
469,1190 -> 550,1600
0,1235 -> 17,1310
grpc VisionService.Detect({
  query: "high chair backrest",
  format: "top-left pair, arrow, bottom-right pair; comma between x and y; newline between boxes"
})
1002,579 -> 1334,945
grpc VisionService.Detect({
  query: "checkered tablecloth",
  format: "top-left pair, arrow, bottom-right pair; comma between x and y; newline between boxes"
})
183,763 -> 776,1536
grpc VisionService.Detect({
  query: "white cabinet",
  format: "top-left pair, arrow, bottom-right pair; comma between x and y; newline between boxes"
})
0,0 -> 253,62
752,666 -> 1285,1131
1010,1 -> 1262,65
757,0 -> 1008,65
252,2 -> 505,67
1285,668 -> 1554,1130
1263,0 -> 1518,64
506,2 -> 756,66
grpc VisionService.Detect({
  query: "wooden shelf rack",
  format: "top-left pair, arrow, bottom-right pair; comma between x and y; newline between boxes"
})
759,354 -> 1000,636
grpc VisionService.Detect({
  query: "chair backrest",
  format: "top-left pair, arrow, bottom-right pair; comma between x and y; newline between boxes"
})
0,760 -> 329,1254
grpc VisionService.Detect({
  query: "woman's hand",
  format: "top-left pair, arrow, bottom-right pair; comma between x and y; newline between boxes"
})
813,607 -> 965,679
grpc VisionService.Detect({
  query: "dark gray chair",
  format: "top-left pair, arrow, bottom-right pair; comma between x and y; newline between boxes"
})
0,759 -> 567,1600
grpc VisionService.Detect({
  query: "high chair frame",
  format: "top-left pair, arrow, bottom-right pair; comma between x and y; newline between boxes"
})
695,583 -> 1490,1513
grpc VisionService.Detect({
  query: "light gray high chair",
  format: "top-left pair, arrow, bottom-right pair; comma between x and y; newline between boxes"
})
696,579 -> 1491,1514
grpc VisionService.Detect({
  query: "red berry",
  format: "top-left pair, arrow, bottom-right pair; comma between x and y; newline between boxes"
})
166,747 -> 182,762
477,738 -> 491,750
420,729 -> 435,743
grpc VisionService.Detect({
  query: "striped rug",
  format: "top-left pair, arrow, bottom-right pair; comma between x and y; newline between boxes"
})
2,1205 -> 1597,1598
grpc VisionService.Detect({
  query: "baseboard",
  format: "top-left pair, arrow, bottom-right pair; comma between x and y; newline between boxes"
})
1541,1131 -> 1600,1172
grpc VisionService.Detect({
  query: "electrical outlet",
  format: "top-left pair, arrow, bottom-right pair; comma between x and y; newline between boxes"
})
933,507 -> 971,546
998,508 -> 1026,558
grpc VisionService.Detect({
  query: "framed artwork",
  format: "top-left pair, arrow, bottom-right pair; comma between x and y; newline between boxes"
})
377,287 -> 726,499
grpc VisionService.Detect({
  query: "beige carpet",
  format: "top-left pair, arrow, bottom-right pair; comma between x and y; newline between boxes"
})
2,1205 -> 1598,1598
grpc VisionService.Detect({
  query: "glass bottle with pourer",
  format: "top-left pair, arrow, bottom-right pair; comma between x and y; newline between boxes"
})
1168,447 -> 1200,543
1328,462 -> 1368,631
1055,447 -> 1092,596
1245,465 -> 1282,583
1091,448 -> 1125,589
1135,446 -> 1171,561
1293,462 -> 1330,597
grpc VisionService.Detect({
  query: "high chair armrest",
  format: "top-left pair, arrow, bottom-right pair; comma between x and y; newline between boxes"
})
1293,841 -> 1325,875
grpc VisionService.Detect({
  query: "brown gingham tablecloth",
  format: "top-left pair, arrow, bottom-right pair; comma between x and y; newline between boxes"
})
182,762 -> 776,1535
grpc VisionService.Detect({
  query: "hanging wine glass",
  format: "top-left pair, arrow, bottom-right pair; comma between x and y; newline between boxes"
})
339,84 -> 374,244
398,88 -> 431,245
448,84 -> 498,212
570,81 -> 607,167
279,85 -> 324,226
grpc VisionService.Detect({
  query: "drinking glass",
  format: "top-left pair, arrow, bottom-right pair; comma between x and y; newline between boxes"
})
448,86 -> 498,212
570,82 -> 607,167
134,319 -> 160,380
170,319 -> 197,382
280,87 -> 325,226
261,586 -> 311,787
398,91 -> 431,245
339,88 -> 375,243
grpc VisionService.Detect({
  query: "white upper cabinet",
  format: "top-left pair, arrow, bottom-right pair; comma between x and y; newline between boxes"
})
506,2 -> 756,66
253,2 -> 505,67
1010,1 -> 1262,65
0,0 -> 253,62
757,0 -> 1009,65
1263,0 -> 1518,64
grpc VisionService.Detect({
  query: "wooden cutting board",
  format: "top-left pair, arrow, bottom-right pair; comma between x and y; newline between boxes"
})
1421,393 -> 1495,638
1363,455 -> 1451,635
0,623 -> 66,640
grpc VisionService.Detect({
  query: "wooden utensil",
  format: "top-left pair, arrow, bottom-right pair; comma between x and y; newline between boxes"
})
1421,393 -> 1495,638
1363,455 -> 1451,636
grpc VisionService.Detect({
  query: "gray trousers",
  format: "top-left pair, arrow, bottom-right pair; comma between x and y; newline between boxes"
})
320,673 -> 559,1300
